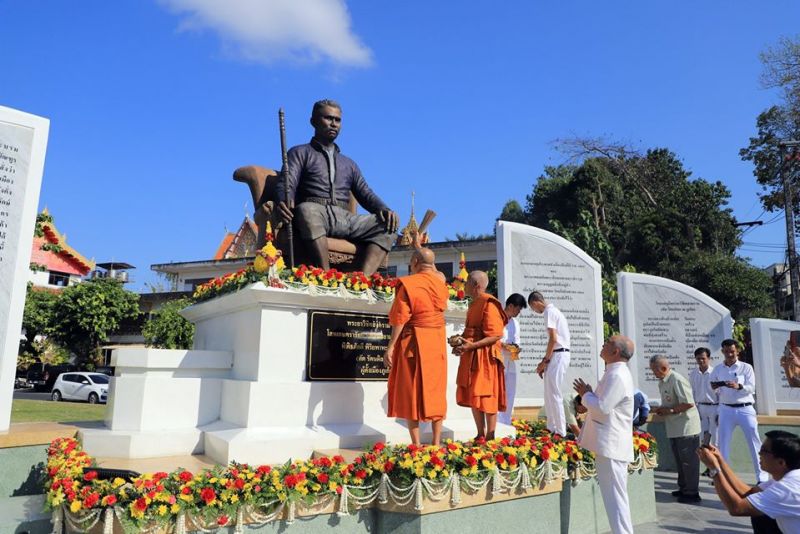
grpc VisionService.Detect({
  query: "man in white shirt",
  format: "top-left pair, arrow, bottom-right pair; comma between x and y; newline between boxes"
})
698,430 -> 800,534
498,293 -> 526,425
574,335 -> 635,534
689,347 -> 718,447
710,339 -> 767,483
529,291 -> 571,436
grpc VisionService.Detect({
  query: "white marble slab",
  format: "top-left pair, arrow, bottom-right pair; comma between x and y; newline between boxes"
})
496,221 -> 603,407
0,106 -> 49,431
749,318 -> 800,415
618,272 -> 732,402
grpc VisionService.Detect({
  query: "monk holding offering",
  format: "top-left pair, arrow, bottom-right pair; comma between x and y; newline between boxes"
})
451,271 -> 509,441
384,246 -> 449,446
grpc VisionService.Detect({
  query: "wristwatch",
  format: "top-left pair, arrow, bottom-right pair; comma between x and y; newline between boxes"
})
708,468 -> 720,478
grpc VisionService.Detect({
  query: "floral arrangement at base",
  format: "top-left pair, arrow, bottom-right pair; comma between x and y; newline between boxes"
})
45,421 -> 657,533
192,263 -> 470,309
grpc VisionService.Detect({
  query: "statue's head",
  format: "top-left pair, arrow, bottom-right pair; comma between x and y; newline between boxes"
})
311,99 -> 342,145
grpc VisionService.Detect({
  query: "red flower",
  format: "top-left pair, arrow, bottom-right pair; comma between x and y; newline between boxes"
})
373,442 -> 386,453
257,465 -> 271,476
179,471 -> 193,482
336,485 -> 343,494
200,487 -> 216,504
541,448 -> 551,460
495,454 -> 505,464
84,492 -> 100,508
355,469 -> 367,480
135,498 -> 148,512
465,455 -> 478,467
333,455 -> 345,464
181,486 -> 192,495
457,290 -> 465,299
234,478 -> 245,490
83,470 -> 98,481
105,495 -> 117,506
218,515 -> 229,526
317,473 -> 329,484
284,474 -> 298,488
383,461 -> 394,473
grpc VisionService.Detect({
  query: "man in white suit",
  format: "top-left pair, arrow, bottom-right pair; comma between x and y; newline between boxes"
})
573,335 -> 635,534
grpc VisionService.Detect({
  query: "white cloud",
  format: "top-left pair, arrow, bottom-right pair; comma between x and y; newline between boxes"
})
159,0 -> 373,67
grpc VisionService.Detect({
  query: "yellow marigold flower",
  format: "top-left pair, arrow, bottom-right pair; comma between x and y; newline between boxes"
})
112,477 -> 126,488
427,470 -> 437,480
171,503 -> 181,514
179,494 -> 193,502
231,494 -> 239,503
415,466 -> 425,478
329,481 -> 338,492
158,505 -> 168,516
70,500 -> 82,513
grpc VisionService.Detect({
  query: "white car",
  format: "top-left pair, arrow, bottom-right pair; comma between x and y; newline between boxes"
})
51,372 -> 109,404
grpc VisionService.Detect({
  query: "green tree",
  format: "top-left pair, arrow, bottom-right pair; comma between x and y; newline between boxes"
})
497,200 -> 527,224
142,298 -> 195,349
521,141 -> 773,328
20,285 -> 58,355
50,278 -> 140,363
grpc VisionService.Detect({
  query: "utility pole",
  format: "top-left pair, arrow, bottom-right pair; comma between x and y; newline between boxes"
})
780,140 -> 800,321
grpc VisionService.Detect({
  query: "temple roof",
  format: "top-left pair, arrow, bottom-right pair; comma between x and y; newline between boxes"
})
213,217 -> 259,260
29,212 -> 94,276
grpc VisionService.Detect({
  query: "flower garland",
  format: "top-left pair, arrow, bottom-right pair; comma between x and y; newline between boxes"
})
45,421 -> 657,531
192,263 -> 469,308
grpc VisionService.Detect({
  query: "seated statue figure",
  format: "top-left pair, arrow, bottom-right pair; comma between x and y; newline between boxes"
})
235,99 -> 398,276
278,99 -> 398,275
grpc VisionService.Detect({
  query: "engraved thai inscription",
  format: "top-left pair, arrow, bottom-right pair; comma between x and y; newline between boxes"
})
306,310 -> 391,381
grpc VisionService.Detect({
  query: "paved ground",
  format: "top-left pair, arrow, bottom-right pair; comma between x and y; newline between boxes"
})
633,470 -> 753,533
12,389 -> 52,401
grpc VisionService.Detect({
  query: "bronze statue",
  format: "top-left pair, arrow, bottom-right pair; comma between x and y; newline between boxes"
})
234,100 -> 398,275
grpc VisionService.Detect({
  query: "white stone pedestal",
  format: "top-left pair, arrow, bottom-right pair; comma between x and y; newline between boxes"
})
80,284 -> 514,465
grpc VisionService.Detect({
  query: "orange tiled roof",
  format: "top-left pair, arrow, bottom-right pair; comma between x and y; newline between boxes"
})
30,220 -> 94,276
213,233 -> 236,260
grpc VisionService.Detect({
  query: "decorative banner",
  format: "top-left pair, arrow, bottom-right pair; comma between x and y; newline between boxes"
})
618,272 -> 732,402
496,221 -> 603,407
749,318 -> 800,415
306,309 -> 391,381
0,106 -> 49,431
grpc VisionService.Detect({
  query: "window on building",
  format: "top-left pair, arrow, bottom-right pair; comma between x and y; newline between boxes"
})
465,260 -> 496,273
436,262 -> 454,279
185,278 -> 212,290
48,271 -> 71,287
377,266 -> 397,278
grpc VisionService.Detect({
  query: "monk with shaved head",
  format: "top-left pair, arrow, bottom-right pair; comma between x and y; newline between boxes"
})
451,270 -> 508,440
384,244 -> 449,445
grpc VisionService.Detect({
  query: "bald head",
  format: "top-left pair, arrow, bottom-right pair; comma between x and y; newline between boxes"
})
601,334 -> 635,364
466,270 -> 488,297
409,247 -> 436,274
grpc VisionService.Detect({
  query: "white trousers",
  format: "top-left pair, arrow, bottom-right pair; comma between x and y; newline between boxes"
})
498,358 -> 516,425
544,351 -> 570,435
696,404 -> 718,446
596,455 -> 634,534
718,404 -> 767,483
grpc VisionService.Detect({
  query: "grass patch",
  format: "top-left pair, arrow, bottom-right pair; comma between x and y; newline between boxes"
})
11,399 -> 106,423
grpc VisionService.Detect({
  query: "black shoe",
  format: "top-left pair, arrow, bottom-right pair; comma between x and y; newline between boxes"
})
677,494 -> 702,504
671,490 -> 683,497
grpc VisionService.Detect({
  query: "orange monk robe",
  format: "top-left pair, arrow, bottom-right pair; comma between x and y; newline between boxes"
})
455,293 -> 509,414
386,271 -> 450,422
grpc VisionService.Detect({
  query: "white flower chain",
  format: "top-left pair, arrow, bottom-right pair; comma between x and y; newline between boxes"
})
51,507 -> 63,534
62,507 -> 102,532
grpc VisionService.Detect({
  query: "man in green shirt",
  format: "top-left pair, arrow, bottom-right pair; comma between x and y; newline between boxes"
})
650,355 -> 702,504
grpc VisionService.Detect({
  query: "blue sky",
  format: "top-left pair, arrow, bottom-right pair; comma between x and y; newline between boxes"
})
1,0 -> 797,290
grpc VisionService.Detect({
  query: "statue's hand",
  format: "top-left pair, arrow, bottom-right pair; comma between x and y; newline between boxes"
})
278,200 -> 294,224
379,209 -> 399,234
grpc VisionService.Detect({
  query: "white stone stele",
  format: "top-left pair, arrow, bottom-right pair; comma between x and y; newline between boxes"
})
80,283 -> 515,465
496,221 -> 603,407
617,272 -> 732,403
749,318 -> 800,415
0,107 -> 49,432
